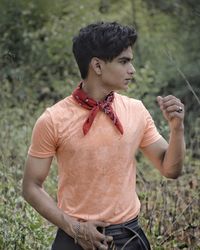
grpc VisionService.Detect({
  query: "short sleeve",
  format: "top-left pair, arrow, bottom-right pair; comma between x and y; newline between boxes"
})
139,103 -> 162,148
28,110 -> 57,158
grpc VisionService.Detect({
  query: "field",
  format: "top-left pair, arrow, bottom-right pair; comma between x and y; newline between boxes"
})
0,0 -> 200,249
0,100 -> 199,250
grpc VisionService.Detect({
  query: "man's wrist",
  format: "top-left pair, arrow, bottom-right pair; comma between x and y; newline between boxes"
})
74,221 -> 81,244
61,214 -> 78,238
169,123 -> 184,133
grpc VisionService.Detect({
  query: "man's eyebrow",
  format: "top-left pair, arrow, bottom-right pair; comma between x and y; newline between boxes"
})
118,56 -> 133,61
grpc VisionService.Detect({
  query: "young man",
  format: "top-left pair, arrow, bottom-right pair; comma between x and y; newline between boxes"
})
22,22 -> 185,250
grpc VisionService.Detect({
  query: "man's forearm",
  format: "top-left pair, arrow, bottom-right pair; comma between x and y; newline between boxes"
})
162,127 -> 186,178
22,184 -> 76,237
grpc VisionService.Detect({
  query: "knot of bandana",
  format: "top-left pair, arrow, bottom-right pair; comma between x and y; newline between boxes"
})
72,83 -> 124,135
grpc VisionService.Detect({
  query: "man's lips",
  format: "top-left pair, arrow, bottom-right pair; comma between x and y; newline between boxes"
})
125,78 -> 133,83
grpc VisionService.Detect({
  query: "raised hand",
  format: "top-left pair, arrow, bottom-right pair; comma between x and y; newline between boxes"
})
157,95 -> 185,130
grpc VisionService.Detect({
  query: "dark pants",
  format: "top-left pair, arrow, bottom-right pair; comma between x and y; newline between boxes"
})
51,217 -> 151,250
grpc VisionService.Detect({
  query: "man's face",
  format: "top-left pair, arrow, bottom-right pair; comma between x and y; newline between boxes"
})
100,46 -> 135,92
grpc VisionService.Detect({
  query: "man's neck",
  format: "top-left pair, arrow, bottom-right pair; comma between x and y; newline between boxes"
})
82,80 -> 113,102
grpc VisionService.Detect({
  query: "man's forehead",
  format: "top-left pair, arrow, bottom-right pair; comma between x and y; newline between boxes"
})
117,47 -> 133,59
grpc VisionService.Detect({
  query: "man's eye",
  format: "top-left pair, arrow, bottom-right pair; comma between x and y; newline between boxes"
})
120,60 -> 127,64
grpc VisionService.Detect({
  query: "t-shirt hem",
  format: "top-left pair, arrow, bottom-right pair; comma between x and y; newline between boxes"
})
28,150 -> 55,158
140,134 -> 162,148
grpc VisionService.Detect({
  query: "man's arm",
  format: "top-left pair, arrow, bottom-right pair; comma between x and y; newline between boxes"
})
22,155 -> 112,249
22,156 -> 77,236
140,95 -> 185,179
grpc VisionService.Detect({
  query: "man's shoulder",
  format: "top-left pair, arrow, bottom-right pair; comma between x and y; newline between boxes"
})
114,92 -> 143,107
35,95 -> 75,126
46,95 -> 74,116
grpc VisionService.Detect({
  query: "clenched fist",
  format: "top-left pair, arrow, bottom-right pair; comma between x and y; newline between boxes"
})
157,95 -> 184,130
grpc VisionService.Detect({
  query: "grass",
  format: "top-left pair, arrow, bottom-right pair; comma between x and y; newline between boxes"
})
0,99 -> 199,250
137,156 -> 199,249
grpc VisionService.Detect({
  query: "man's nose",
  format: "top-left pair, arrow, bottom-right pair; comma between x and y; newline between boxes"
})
128,64 -> 136,75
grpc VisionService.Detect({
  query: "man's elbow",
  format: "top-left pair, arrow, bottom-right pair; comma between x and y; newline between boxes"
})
22,179 -> 35,203
22,181 -> 29,201
162,163 -> 183,179
164,171 -> 181,179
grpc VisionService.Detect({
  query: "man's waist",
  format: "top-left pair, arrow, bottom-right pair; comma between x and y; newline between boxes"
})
103,216 -> 139,236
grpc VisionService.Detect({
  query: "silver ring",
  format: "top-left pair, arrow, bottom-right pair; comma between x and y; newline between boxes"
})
177,107 -> 183,113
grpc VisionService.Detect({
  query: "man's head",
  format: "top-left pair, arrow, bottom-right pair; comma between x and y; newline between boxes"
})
72,21 -> 137,79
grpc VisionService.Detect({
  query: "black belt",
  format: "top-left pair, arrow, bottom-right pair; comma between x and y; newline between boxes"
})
105,216 -> 139,235
100,217 -> 149,250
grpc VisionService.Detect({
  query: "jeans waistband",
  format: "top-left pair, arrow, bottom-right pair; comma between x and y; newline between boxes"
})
104,216 -> 139,235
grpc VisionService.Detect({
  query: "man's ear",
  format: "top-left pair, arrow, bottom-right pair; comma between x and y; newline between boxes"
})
90,57 -> 103,75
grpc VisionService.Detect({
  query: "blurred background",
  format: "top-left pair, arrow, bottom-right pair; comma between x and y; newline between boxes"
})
0,0 -> 199,249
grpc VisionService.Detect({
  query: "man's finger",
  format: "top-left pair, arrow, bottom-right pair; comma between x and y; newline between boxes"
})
92,220 -> 110,228
105,235 -> 113,242
161,95 -> 177,102
157,96 -> 163,104
162,99 -> 183,108
95,242 -> 108,250
166,105 -> 183,113
95,230 -> 113,242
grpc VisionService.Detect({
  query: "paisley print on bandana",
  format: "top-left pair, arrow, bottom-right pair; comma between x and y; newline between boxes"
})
72,82 -> 124,135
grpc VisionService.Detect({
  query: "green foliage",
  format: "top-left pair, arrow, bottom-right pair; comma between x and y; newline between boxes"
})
0,0 -> 199,249
137,154 -> 200,249
0,194 -> 55,250
0,103 -> 55,249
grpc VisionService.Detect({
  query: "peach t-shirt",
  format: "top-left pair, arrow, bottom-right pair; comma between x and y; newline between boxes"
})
28,93 -> 161,224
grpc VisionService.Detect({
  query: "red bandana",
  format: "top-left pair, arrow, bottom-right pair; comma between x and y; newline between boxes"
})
72,83 -> 124,135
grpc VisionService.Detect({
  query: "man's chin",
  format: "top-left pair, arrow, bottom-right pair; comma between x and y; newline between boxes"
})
112,84 -> 129,92
122,84 -> 129,91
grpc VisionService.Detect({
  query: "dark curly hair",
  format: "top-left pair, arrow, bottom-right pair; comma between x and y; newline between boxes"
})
72,21 -> 137,79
